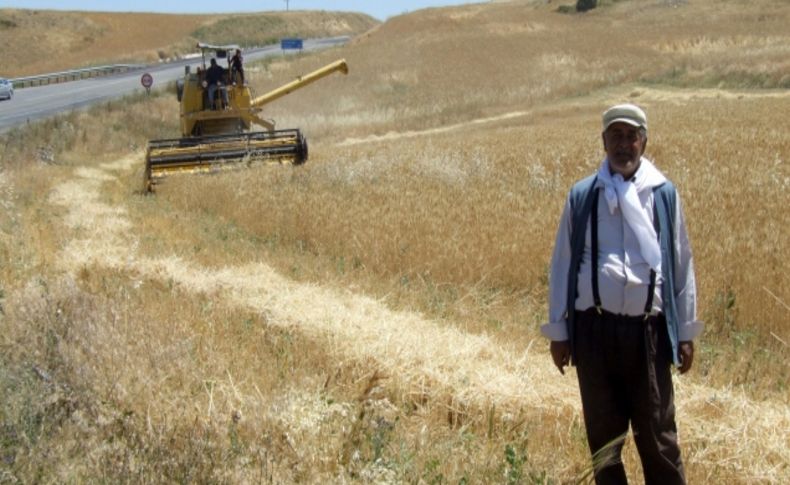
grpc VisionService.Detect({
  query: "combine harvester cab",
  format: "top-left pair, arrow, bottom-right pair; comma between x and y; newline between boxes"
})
145,42 -> 348,191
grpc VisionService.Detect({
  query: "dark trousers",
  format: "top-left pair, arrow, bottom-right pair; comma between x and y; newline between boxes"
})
574,309 -> 686,485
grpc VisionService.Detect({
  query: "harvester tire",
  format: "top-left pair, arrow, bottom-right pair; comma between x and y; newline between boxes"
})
295,134 -> 308,165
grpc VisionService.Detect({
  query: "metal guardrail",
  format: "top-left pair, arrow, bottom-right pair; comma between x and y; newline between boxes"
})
10,64 -> 145,89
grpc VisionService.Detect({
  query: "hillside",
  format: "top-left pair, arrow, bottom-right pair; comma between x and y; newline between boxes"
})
0,9 -> 378,77
261,0 -> 789,141
1,0 -> 788,483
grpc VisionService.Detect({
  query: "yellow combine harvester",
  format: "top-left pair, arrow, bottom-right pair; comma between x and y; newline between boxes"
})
144,43 -> 348,191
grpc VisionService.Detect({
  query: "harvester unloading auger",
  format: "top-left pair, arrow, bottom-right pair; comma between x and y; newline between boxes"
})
144,43 -> 348,191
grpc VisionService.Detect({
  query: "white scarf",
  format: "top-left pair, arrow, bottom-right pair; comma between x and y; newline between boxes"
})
596,157 -> 667,273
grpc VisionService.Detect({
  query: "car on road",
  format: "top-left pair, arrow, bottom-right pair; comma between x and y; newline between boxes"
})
0,78 -> 14,100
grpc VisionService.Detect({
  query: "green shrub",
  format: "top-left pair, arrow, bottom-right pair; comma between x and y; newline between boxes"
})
576,0 -> 598,12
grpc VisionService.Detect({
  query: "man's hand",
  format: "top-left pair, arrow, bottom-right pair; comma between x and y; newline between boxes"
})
678,341 -> 694,374
550,340 -> 571,375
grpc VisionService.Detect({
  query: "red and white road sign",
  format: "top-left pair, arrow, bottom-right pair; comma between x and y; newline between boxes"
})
140,72 -> 153,88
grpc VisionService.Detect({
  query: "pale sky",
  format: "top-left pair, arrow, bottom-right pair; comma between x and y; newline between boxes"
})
3,1 -> 484,20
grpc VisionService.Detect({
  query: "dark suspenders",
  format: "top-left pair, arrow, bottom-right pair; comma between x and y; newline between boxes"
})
591,191 -> 602,313
590,187 -> 658,319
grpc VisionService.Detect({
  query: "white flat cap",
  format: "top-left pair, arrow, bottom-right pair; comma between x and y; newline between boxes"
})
602,103 -> 648,132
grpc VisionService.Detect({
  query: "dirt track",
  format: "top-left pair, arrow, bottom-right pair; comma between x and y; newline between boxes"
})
337,86 -> 790,147
47,153 -> 790,483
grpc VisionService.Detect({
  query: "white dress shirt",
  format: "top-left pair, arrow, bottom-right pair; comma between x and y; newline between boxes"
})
542,167 -> 704,342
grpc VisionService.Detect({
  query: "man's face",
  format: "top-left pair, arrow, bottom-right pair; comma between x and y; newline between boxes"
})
602,122 -> 646,179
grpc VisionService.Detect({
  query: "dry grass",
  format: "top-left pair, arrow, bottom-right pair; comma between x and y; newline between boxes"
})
0,9 -> 377,77
1,0 -> 789,483
193,11 -> 378,48
250,0 -> 789,143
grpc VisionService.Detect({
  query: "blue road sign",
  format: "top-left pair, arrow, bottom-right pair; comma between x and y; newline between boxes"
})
281,38 -> 304,50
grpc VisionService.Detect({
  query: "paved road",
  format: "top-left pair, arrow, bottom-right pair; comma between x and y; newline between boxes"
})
0,37 -> 349,134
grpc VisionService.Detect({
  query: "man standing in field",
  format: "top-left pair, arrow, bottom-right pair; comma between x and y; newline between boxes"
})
542,104 -> 702,484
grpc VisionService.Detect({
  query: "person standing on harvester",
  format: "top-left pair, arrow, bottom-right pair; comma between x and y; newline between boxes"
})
230,48 -> 245,86
542,103 -> 703,484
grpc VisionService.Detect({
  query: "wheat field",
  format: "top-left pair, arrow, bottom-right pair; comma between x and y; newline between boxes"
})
1,0 -> 789,483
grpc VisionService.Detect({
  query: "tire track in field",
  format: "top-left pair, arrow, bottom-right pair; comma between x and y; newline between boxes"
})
336,86 -> 790,147
48,156 -> 790,483
337,110 -> 531,146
